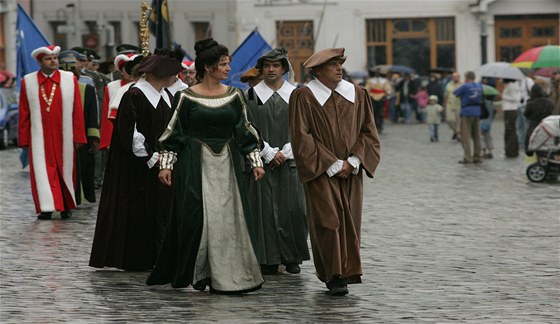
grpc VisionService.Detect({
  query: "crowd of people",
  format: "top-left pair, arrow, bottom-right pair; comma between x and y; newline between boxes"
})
355,66 -> 560,163
17,39 -> 381,296
15,34 -> 560,296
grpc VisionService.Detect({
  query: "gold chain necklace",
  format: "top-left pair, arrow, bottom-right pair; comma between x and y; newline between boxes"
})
40,83 -> 57,112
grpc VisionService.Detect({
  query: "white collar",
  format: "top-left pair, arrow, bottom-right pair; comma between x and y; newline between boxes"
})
253,80 -> 295,104
132,78 -> 171,108
166,78 -> 188,97
41,71 -> 55,78
306,79 -> 355,106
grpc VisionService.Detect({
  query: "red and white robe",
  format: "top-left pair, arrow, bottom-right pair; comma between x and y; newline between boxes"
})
99,79 -> 129,150
18,70 -> 86,213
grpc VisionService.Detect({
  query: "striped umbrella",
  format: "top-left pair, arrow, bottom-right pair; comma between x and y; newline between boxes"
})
511,45 -> 560,68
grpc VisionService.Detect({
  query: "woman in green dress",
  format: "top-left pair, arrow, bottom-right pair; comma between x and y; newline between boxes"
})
146,39 -> 265,294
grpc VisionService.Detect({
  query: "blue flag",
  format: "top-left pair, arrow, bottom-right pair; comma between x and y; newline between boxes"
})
224,29 -> 272,90
16,4 -> 51,91
149,0 -> 171,49
16,4 -> 51,169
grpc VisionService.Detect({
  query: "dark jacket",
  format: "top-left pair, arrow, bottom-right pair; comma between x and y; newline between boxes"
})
524,84 -> 554,153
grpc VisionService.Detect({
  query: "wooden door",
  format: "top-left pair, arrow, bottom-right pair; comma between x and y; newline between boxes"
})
276,20 -> 314,83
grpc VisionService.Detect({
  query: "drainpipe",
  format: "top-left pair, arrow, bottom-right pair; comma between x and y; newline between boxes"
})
470,0 -> 497,65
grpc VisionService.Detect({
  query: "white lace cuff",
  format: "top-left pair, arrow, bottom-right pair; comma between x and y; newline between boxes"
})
132,124 -> 148,157
260,141 -> 279,164
147,152 -> 159,169
280,143 -> 294,160
347,155 -> 362,175
326,159 -> 343,177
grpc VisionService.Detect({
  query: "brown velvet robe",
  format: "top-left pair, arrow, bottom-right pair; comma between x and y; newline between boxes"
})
289,83 -> 380,283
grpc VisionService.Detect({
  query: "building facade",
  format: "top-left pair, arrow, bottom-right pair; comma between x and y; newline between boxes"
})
3,0 -> 559,81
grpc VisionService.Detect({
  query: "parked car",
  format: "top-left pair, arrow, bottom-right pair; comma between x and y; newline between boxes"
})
0,87 -> 19,149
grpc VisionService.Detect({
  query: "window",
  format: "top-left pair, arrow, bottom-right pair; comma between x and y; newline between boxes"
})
532,26 -> 555,37
50,21 -> 67,50
366,17 -> 455,73
109,21 -> 122,47
193,22 -> 211,41
500,46 -> 523,62
495,14 -> 559,62
367,46 -> 386,67
499,27 -> 522,38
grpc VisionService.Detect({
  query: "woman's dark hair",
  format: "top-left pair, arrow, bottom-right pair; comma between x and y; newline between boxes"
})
194,38 -> 229,81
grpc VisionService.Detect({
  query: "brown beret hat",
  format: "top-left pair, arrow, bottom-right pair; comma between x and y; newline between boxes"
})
303,48 -> 346,68
240,67 -> 261,83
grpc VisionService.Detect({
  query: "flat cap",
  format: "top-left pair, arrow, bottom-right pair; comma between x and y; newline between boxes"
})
240,67 -> 260,83
256,48 -> 289,72
137,54 -> 181,77
303,48 -> 346,69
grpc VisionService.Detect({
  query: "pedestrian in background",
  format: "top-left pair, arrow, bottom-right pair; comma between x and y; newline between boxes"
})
480,94 -> 496,159
365,69 -> 391,133
500,78 -> 521,158
413,85 -> 428,123
444,72 -> 462,142
425,95 -> 443,142
18,45 -> 86,219
516,75 -> 535,150
453,71 -> 483,164
550,72 -> 560,115
89,49 -> 181,271
58,50 -> 100,204
524,82 -> 553,155
146,39 -> 265,294
289,48 -> 381,296
396,72 -> 416,123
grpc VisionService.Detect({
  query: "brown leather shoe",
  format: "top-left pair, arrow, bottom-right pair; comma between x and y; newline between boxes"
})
326,276 -> 349,296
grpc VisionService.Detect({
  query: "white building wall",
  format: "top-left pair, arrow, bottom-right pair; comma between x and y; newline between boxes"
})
8,0 -> 559,76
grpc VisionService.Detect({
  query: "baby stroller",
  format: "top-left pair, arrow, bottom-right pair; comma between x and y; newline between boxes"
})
526,115 -> 560,182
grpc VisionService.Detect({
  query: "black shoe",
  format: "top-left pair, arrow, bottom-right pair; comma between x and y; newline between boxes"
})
193,278 -> 211,291
458,159 -> 472,164
61,210 -> 72,219
260,264 -> 278,275
285,263 -> 301,274
37,212 -> 52,220
326,276 -> 349,296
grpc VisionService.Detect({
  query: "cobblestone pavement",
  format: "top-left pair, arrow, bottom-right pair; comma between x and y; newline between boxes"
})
1,120 -> 559,323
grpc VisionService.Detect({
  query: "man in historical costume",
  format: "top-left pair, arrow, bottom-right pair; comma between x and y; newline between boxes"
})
18,45 -> 87,220
245,48 -> 310,275
109,44 -> 142,81
289,48 -> 381,296
59,50 -> 100,204
98,53 -> 142,151
365,69 -> 392,134
89,51 -> 181,271
180,60 -> 197,87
